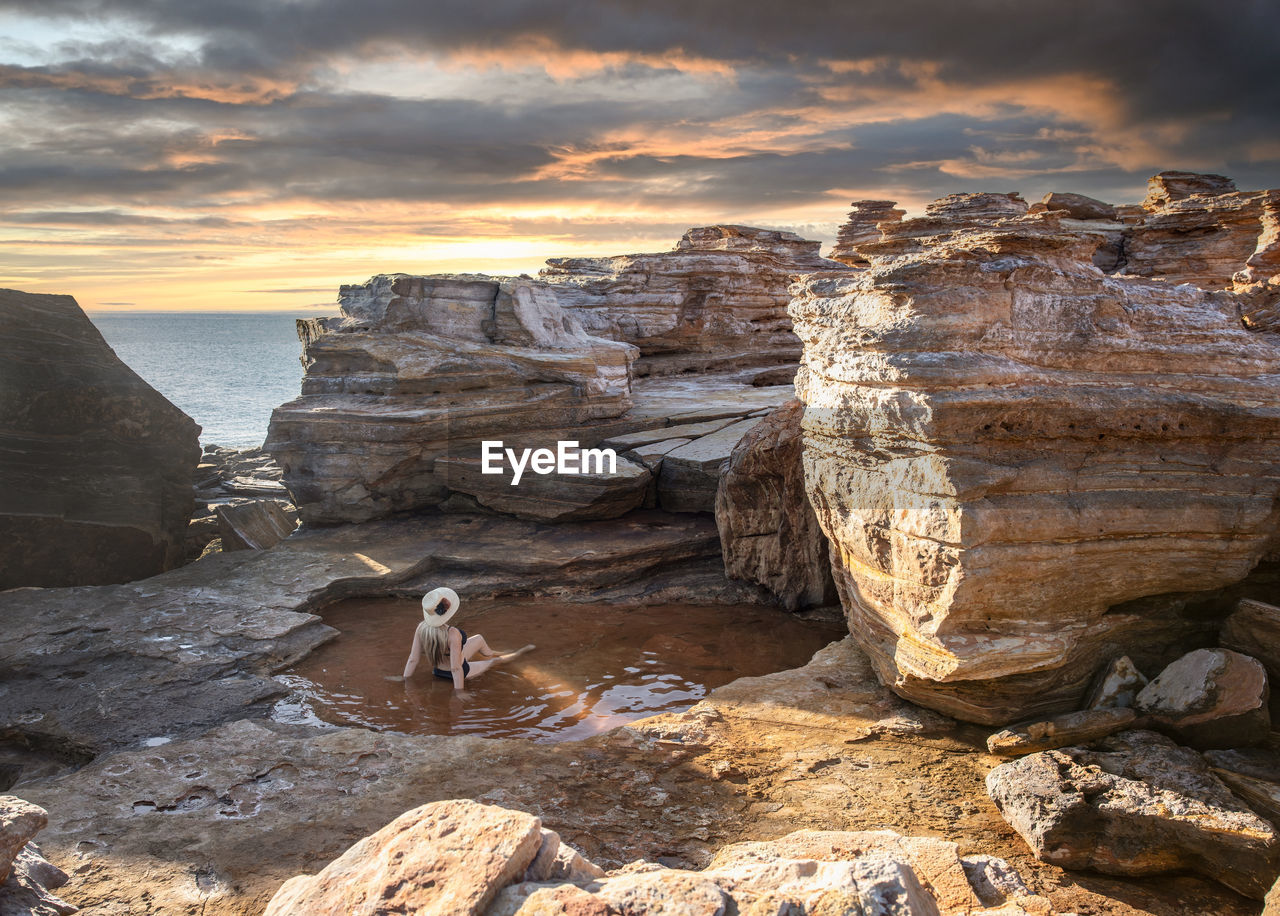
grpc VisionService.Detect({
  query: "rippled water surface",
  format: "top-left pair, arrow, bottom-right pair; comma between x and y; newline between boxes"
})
274,598 -> 845,742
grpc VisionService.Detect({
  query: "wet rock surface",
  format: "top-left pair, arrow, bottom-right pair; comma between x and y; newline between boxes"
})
0,512 -> 770,759
0,288 -> 201,589
986,729 -> 1280,898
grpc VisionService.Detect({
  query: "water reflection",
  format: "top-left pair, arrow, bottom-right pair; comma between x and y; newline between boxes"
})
274,599 -> 844,742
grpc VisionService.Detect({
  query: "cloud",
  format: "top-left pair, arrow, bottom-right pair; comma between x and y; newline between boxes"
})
0,0 -> 1275,309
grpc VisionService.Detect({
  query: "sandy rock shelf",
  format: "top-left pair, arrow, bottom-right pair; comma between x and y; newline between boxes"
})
8,637 -> 1256,916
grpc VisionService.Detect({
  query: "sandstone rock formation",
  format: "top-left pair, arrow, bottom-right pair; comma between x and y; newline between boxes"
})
0,288 -> 201,588
830,200 -> 905,266
1038,192 -> 1116,221
986,730 -> 1280,898
715,400 -> 836,610
266,274 -> 639,524
1126,175 -> 1278,289
831,171 -> 1280,291
792,173 -> 1280,724
542,226 -> 844,377
267,266 -> 800,525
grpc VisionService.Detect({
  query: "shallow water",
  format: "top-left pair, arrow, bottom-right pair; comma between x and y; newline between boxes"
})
274,598 -> 845,742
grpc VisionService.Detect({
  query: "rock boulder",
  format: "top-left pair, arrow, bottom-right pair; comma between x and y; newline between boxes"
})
0,288 -> 201,588
265,799 -> 546,916
1135,648 -> 1271,749
986,730 -> 1280,899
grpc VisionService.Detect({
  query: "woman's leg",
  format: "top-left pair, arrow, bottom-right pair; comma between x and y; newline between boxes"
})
463,635 -> 498,660
460,636 -> 535,674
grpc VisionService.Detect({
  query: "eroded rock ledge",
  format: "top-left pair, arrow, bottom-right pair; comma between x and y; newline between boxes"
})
267,226 -> 825,527
794,171 -> 1280,724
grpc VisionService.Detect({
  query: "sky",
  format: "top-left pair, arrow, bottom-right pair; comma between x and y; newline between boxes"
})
1,1 -> 1278,311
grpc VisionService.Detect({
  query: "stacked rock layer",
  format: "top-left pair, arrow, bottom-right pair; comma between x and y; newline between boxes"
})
542,225 -> 845,376
267,274 -> 639,524
792,173 -> 1280,724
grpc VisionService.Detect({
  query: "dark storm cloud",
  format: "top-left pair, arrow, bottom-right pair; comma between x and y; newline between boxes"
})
1,0 -> 1277,264
6,0 -> 1277,124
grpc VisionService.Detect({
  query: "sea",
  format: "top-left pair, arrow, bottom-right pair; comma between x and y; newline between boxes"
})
88,311 -> 321,450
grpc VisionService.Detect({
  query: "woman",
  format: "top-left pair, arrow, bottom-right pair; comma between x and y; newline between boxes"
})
401,587 -> 533,690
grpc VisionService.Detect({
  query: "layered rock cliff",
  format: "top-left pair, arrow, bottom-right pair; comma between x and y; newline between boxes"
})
793,172 -> 1280,724
542,226 -> 845,377
265,275 -> 640,525
0,288 -> 201,588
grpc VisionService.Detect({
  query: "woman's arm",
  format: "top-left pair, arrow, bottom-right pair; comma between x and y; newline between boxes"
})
449,627 -> 466,691
403,633 -> 422,679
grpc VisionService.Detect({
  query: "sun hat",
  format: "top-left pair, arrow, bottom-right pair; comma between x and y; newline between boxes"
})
421,586 -> 460,627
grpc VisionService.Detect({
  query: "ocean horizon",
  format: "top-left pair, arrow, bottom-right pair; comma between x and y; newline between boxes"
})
87,310 -> 324,450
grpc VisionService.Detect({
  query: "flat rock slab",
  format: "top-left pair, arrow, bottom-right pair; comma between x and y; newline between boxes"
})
0,512 -> 748,758
627,376 -> 794,421
601,417 -> 739,451
216,499 -> 297,551
987,729 -> 1280,898
658,418 -> 763,513
437,454 -> 650,521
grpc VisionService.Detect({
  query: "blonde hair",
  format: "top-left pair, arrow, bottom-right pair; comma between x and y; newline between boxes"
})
416,621 -> 449,669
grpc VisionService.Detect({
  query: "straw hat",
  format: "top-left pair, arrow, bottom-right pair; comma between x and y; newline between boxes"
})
421,587 -> 460,627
